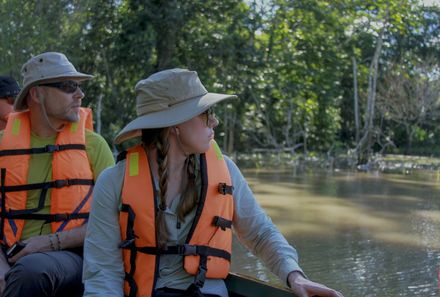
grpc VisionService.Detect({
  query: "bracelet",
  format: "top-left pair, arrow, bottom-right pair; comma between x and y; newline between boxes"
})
55,232 -> 61,251
49,234 -> 56,251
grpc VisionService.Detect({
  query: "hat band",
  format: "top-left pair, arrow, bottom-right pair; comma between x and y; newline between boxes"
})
167,91 -> 208,107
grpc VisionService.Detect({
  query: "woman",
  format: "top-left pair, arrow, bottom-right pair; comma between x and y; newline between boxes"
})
83,68 -> 344,297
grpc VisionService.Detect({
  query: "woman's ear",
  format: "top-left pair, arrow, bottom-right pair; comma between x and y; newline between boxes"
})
27,87 -> 41,105
174,126 -> 180,135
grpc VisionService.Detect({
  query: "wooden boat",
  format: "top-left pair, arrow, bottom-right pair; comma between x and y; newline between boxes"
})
225,272 -> 296,297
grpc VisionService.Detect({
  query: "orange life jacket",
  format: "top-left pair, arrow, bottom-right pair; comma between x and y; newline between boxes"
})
0,108 -> 94,246
119,140 -> 234,297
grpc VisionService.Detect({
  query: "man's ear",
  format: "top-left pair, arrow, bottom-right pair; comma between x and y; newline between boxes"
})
174,126 -> 180,135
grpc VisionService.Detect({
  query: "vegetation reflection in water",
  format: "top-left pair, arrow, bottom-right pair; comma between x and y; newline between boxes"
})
230,168 -> 440,297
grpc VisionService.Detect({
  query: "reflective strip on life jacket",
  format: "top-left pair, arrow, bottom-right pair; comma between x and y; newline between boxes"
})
119,140 -> 233,297
0,108 -> 94,246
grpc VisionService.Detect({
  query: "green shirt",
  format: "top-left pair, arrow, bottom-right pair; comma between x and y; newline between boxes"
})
0,129 -> 115,240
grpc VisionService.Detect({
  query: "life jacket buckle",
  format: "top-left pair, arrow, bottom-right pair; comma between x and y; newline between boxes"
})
53,179 -> 69,188
193,265 -> 207,288
45,145 -> 60,153
181,244 -> 197,256
118,238 -> 135,249
212,216 -> 232,231
194,257 -> 208,288
218,183 -> 233,195
54,213 -> 69,221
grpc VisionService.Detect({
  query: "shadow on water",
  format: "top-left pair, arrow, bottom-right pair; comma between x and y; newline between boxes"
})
231,168 -> 440,297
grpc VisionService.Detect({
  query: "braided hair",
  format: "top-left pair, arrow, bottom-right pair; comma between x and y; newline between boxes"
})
141,129 -> 198,249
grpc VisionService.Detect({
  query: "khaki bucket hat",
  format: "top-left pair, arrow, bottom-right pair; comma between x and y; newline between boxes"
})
14,52 -> 93,111
114,68 -> 237,144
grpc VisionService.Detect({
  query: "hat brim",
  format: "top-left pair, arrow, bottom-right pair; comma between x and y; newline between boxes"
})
114,92 -> 237,144
14,73 -> 93,111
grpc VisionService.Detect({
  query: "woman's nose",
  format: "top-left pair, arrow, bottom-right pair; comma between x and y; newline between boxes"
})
210,116 -> 219,129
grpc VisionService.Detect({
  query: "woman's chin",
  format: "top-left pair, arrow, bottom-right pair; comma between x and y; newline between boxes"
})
196,143 -> 211,154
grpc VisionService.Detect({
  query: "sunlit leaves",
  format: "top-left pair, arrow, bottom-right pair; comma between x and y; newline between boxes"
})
0,0 -> 438,155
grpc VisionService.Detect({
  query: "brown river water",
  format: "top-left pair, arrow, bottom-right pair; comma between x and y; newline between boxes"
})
230,168 -> 440,297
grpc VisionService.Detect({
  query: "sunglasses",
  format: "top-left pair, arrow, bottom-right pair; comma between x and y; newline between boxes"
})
39,81 -> 82,93
200,108 -> 217,127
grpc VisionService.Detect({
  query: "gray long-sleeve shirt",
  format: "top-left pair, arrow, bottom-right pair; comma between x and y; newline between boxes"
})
83,155 -> 303,296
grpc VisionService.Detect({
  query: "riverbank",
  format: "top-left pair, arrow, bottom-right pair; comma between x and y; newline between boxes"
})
234,152 -> 440,174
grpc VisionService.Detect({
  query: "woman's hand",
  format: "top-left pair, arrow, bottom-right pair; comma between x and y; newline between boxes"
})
288,271 -> 344,297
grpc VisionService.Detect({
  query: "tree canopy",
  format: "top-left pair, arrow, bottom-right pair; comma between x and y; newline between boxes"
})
1,0 -> 439,160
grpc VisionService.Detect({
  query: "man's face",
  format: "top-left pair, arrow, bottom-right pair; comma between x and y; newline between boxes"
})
0,97 -> 14,118
38,79 -> 84,123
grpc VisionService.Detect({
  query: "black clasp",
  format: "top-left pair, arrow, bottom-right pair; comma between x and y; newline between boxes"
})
212,216 -> 232,231
194,264 -> 207,288
218,183 -> 233,195
53,180 -> 69,188
180,244 -> 197,256
53,213 -> 70,221
118,238 -> 135,249
45,145 -> 60,153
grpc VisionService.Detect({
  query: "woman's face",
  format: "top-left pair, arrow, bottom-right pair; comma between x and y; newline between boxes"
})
175,107 -> 219,154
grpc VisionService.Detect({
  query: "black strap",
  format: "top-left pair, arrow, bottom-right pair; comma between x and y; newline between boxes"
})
0,168 -> 92,244
119,204 -> 138,297
126,244 -> 229,292
118,204 -> 137,248
186,280 -> 206,296
0,212 -> 88,222
193,255 -> 208,288
212,216 -> 232,231
124,272 -> 137,297
0,169 -> 6,242
1,179 -> 94,193
129,244 -> 231,261
0,144 -> 86,157
217,183 -> 233,195
116,151 -> 128,163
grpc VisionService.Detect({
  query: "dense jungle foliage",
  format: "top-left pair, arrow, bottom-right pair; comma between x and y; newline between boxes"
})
1,0 -> 439,162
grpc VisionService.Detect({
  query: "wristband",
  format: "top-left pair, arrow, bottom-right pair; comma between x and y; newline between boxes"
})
49,234 -> 56,251
55,232 -> 61,250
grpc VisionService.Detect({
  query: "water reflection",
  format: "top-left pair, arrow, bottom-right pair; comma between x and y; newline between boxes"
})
230,169 -> 440,297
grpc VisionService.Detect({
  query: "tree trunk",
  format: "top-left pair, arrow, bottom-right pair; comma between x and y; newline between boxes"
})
355,27 -> 385,164
405,124 -> 414,155
149,0 -> 180,71
222,105 -> 229,152
96,93 -> 103,134
222,106 -> 236,154
303,131 -> 308,155
352,57 -> 360,143
284,101 -> 293,148
227,113 -> 236,154
155,26 -> 177,70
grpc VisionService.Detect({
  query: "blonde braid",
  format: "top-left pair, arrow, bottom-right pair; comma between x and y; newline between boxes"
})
177,154 -> 198,222
155,128 -> 170,249
141,129 -> 198,248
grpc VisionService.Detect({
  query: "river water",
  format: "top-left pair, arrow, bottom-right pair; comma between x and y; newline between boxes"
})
230,168 -> 440,297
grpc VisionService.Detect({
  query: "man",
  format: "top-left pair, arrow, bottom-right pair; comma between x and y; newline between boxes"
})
0,52 -> 114,297
0,76 -> 20,130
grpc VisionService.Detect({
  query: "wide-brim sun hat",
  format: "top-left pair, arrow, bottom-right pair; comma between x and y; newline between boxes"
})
14,52 -> 93,111
114,68 -> 237,144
